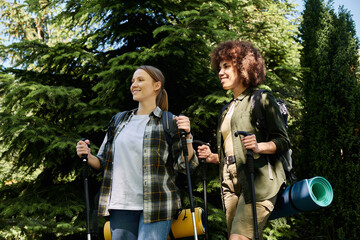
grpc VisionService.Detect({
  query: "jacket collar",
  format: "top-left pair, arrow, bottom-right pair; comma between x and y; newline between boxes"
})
131,106 -> 162,118
153,106 -> 162,118
234,87 -> 253,102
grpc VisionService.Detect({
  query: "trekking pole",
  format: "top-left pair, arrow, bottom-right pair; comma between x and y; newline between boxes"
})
180,128 -> 198,240
80,138 -> 92,240
193,140 -> 210,240
234,131 -> 259,240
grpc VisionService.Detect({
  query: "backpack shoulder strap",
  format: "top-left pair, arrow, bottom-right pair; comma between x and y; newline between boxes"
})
219,99 -> 233,123
251,89 -> 269,132
105,111 -> 128,143
220,102 -> 230,115
113,111 -> 128,126
275,99 -> 289,128
161,110 -> 176,146
162,111 -> 178,167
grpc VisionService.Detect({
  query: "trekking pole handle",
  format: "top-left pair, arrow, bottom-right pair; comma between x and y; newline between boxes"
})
234,131 -> 255,174
179,114 -> 190,157
193,140 -> 210,166
80,138 -> 91,161
80,138 -> 91,179
192,140 -> 210,147
234,131 -> 251,137
179,130 -> 189,157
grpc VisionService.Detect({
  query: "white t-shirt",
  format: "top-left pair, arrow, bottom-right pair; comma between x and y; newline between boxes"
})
108,114 -> 149,210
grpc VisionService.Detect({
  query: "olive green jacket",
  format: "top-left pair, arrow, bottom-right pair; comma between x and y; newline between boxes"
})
217,88 -> 290,205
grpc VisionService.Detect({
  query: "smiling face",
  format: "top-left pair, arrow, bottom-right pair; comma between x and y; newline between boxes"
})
218,60 -> 246,98
130,69 -> 161,103
211,40 -> 266,94
219,60 -> 240,90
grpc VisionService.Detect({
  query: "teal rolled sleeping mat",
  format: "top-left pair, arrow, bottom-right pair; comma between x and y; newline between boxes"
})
269,176 -> 333,220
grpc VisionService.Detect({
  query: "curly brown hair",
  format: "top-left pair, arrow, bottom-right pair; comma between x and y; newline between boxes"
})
210,40 -> 266,87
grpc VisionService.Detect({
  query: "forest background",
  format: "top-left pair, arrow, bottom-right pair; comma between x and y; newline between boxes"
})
0,0 -> 359,239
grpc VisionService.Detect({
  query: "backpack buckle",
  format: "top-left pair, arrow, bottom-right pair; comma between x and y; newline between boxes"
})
225,155 -> 236,165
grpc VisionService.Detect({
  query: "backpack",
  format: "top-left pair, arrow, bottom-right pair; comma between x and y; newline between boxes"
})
251,89 -> 296,184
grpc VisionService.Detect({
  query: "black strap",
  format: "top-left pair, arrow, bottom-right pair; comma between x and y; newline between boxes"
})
220,102 -> 230,116
286,171 -> 298,185
169,229 -> 175,240
251,89 -> 269,132
161,111 -> 177,167
162,111 -> 176,145
219,98 -> 237,122
105,111 -> 128,143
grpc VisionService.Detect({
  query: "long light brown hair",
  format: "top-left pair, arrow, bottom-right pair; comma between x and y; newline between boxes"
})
137,65 -> 168,111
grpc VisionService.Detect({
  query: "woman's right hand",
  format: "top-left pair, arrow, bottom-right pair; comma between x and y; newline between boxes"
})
76,139 -> 91,158
197,145 -> 219,164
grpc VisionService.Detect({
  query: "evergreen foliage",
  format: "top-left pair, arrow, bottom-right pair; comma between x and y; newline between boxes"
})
299,0 -> 360,239
1,0 -> 342,239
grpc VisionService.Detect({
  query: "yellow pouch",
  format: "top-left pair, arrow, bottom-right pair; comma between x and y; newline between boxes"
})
168,207 -> 205,239
104,221 -> 111,240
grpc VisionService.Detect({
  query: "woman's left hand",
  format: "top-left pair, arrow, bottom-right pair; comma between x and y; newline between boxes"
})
174,115 -> 191,135
241,134 -> 259,153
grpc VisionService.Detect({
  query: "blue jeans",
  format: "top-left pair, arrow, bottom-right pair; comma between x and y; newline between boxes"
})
109,210 -> 172,240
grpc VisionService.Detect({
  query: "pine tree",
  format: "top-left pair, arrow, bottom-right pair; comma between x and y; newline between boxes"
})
0,0 -> 302,238
299,0 -> 360,238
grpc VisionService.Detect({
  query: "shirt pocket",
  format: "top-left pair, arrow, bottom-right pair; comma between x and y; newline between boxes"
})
232,111 -> 253,134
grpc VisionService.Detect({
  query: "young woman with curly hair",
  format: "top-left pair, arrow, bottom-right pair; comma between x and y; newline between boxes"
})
198,40 -> 290,240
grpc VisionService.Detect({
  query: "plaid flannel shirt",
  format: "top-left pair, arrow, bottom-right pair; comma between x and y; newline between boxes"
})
96,107 -> 199,223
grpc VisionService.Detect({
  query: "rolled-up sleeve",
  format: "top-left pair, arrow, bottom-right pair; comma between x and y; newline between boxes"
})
96,134 -> 108,171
